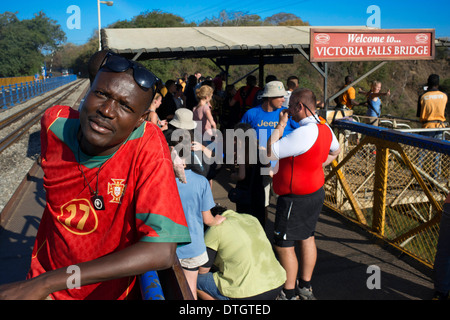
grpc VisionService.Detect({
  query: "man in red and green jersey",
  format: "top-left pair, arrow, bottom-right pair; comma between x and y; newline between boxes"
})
0,54 -> 190,300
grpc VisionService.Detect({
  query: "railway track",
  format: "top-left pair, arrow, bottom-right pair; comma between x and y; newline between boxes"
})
0,78 -> 89,281
0,79 -> 86,154
0,78 -> 89,215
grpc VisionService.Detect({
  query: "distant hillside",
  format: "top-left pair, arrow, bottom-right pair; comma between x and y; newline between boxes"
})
263,46 -> 450,123
61,9 -> 449,124
139,46 -> 449,125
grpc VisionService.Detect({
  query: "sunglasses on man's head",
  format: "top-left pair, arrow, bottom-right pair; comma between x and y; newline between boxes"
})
100,52 -> 158,90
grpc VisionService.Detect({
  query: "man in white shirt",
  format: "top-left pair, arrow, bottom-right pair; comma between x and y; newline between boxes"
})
267,88 -> 340,300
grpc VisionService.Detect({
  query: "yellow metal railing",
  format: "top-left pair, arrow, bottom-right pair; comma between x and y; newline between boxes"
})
0,76 -> 37,87
324,120 -> 449,268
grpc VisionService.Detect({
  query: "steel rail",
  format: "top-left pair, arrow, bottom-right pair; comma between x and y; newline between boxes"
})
0,79 -> 82,130
0,81 -> 84,154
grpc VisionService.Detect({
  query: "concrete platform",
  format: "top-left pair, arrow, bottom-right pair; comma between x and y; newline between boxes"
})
0,151 -> 435,300
212,165 -> 435,300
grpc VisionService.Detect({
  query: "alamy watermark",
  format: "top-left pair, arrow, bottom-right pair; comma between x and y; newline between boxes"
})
366,265 -> 381,290
66,265 -> 81,289
170,123 -> 278,176
66,5 -> 81,30
366,5 -> 381,28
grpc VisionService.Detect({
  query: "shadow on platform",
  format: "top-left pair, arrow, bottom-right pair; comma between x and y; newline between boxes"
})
212,165 -> 434,300
0,162 -> 435,299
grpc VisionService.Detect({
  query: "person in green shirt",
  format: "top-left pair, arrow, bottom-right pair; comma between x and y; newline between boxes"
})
197,206 -> 286,300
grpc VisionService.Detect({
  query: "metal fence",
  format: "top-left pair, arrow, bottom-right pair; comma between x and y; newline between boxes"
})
1,75 -> 77,110
324,119 -> 450,268
0,76 -> 36,87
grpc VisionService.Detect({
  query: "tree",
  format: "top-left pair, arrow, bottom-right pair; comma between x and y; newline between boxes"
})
0,11 -> 66,77
111,10 -> 194,28
278,18 -> 310,26
265,13 -> 299,25
23,12 -> 65,53
199,10 -> 263,26
69,37 -> 98,77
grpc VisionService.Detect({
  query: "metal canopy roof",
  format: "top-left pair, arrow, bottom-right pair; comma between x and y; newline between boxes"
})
101,25 -> 448,111
101,25 -> 372,61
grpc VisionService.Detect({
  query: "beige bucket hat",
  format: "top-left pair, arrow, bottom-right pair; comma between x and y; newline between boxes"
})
169,108 -> 197,130
261,81 -> 287,98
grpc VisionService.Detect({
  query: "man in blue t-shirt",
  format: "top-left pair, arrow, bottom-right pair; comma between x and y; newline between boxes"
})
240,80 -> 299,210
241,81 -> 299,145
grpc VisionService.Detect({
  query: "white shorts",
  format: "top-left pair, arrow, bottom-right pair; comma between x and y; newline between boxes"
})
179,251 -> 209,269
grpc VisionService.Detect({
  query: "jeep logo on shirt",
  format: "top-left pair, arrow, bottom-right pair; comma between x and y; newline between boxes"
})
257,120 -> 279,128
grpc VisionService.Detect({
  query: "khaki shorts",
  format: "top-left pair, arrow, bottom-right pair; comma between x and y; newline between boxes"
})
179,251 -> 209,270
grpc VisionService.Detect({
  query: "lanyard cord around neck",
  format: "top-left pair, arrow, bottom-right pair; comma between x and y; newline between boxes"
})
77,144 -> 106,197
303,104 -> 326,125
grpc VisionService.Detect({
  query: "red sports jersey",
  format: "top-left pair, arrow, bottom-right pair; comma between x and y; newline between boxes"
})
27,105 -> 190,300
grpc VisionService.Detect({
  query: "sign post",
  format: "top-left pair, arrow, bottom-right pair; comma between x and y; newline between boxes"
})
310,29 -> 435,62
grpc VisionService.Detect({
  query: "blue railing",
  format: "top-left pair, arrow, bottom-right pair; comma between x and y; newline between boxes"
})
0,75 -> 77,110
334,119 -> 450,155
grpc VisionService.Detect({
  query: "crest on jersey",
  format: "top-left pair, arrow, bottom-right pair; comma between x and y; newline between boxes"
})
107,179 -> 126,203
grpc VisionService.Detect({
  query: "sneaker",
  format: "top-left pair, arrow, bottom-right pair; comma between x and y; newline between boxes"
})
297,286 -> 316,300
277,289 -> 299,300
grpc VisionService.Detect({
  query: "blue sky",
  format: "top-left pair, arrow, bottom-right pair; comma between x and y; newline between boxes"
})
1,0 -> 449,45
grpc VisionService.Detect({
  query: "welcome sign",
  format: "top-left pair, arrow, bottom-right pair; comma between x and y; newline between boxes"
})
310,28 -> 435,62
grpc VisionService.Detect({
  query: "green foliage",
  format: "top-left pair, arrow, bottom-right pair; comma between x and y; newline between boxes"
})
278,19 -> 310,26
200,10 -> 264,26
139,58 -> 217,83
69,37 -> 98,77
0,11 -> 65,77
111,10 -> 194,28
440,77 -> 450,94
267,12 -> 310,26
24,12 -> 65,53
198,10 -> 307,27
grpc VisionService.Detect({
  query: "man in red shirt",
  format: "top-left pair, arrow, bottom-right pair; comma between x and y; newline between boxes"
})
0,53 -> 190,300
229,75 -> 262,118
267,88 -> 340,300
